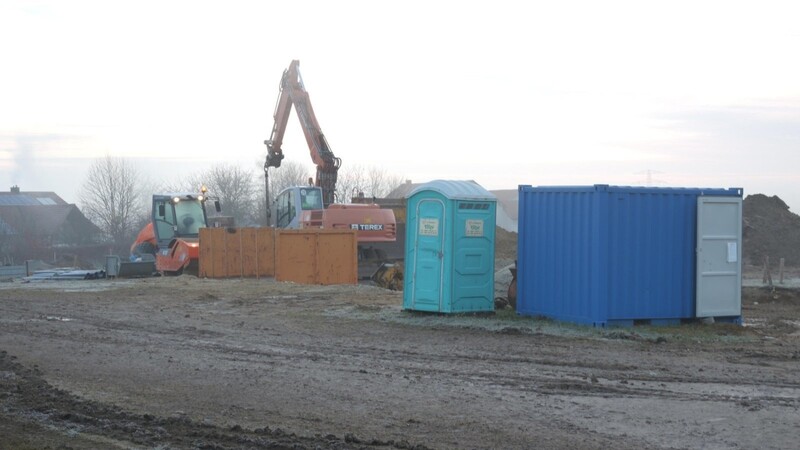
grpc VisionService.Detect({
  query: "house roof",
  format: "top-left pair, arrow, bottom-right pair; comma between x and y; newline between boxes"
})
386,181 -> 422,199
0,205 -> 75,235
0,189 -> 101,238
0,191 -> 68,206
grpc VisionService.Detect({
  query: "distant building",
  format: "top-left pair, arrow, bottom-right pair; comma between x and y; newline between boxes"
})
0,186 -> 107,265
386,180 -> 518,233
385,180 -> 421,200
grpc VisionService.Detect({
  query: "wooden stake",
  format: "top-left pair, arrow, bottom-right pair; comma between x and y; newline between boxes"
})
779,258 -> 785,284
762,255 -> 773,286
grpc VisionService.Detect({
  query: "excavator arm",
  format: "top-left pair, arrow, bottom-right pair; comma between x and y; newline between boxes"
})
265,60 -> 341,208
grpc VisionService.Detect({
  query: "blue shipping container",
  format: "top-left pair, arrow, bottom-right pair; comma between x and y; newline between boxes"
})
403,180 -> 497,313
517,185 -> 743,327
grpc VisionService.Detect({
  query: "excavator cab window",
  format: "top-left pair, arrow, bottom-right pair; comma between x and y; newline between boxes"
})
299,188 -> 323,211
276,189 -> 296,228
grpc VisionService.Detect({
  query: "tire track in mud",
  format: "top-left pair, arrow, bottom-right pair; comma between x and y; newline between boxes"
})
4,283 -> 799,450
119,320 -> 800,414
0,350 -> 433,450
2,308 -> 657,448
292,331 -> 800,413
28,304 -> 798,411
7,297 -> 800,409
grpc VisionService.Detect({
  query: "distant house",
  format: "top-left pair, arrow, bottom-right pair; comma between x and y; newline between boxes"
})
386,180 -> 519,233
385,180 -> 421,200
0,186 -> 106,265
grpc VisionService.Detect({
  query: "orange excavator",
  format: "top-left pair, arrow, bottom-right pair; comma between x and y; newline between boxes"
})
264,60 -> 402,284
130,188 -> 220,275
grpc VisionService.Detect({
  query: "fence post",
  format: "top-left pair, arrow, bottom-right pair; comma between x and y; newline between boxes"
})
779,258 -> 785,284
762,255 -> 773,286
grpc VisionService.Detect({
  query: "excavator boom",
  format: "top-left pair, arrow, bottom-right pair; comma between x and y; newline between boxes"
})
263,61 -> 402,286
265,60 -> 340,207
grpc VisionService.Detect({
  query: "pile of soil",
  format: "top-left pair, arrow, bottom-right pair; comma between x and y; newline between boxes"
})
494,227 -> 518,260
743,194 -> 800,266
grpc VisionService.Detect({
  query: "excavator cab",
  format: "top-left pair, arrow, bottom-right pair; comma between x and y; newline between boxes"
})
273,186 -> 324,228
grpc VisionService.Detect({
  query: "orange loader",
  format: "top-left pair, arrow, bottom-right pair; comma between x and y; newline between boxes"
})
130,188 -> 220,275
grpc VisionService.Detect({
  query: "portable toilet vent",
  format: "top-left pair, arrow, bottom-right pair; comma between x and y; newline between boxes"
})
403,180 -> 497,313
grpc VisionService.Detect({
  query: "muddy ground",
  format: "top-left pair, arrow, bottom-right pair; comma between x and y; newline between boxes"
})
1,272 -> 799,450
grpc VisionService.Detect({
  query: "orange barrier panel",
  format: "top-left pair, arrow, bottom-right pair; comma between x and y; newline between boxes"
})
275,229 -> 358,285
200,228 -> 355,284
199,227 -> 275,278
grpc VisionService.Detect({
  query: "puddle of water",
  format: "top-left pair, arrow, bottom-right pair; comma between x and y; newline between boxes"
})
45,316 -> 73,322
743,318 -> 766,328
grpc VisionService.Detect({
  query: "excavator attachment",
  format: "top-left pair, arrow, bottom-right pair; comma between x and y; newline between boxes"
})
371,262 -> 404,291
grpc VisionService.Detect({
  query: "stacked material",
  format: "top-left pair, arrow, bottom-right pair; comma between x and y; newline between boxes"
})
24,268 -> 106,281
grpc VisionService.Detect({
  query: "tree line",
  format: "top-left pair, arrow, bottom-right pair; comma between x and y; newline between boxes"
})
80,155 -> 404,256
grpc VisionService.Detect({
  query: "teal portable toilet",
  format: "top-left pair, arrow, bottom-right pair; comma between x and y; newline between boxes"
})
403,180 -> 497,313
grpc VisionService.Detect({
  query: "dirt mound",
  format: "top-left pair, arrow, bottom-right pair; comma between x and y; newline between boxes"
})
494,227 -> 518,260
743,194 -> 800,266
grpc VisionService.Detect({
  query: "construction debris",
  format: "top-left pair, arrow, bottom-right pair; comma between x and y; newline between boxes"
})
24,268 -> 106,282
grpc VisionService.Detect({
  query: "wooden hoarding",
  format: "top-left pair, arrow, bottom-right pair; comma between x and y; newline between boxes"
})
199,227 -> 357,285
275,229 -> 358,285
199,227 -> 276,278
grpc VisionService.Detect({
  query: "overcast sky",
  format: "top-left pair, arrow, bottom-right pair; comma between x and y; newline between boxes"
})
1,0 -> 799,212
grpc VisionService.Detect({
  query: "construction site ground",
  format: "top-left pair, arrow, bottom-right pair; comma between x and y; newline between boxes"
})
1,267 -> 799,450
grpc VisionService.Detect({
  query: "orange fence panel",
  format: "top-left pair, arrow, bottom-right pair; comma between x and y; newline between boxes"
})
200,228 -> 354,284
199,228 -> 223,278
275,229 -> 358,285
199,227 -> 275,278
224,228 -> 243,277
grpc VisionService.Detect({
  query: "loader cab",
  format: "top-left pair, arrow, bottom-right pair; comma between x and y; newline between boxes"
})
152,193 -> 213,246
273,186 -> 324,228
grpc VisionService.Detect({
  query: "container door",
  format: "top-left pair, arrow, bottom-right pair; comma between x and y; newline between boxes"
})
411,199 -> 446,310
696,196 -> 742,317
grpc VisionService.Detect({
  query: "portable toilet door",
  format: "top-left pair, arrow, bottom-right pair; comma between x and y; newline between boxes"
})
407,194 -> 447,311
403,180 -> 497,313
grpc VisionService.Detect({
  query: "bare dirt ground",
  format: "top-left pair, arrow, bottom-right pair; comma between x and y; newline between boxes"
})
1,271 -> 799,450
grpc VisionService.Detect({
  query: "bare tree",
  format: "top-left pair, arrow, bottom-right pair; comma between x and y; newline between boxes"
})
335,164 -> 404,202
365,166 -> 405,198
267,160 -> 311,198
80,155 -> 145,254
334,163 -> 367,203
187,163 -> 259,227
